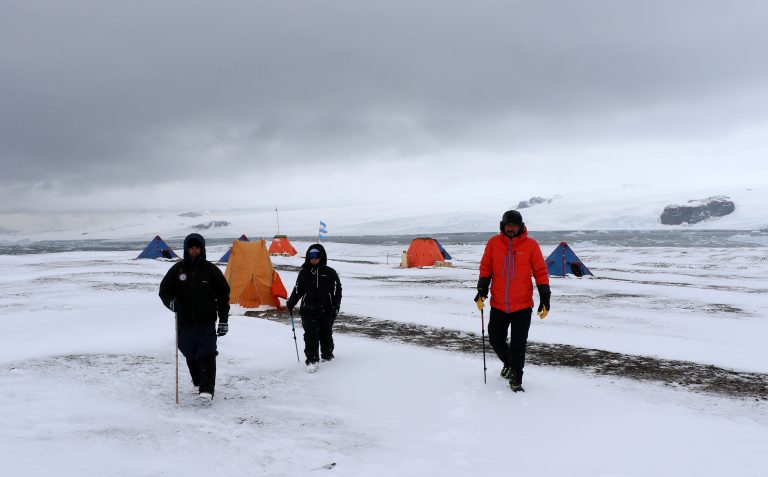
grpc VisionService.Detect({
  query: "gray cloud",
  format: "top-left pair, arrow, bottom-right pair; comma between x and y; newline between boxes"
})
2,0 -> 768,211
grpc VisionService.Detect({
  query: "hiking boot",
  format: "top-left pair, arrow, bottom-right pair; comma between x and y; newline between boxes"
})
306,362 -> 318,373
198,392 -> 213,403
321,354 -> 334,362
508,370 -> 524,392
500,366 -> 511,379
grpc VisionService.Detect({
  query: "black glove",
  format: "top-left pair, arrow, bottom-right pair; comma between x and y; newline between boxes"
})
333,305 -> 340,317
286,297 -> 296,312
474,276 -> 491,303
217,322 -> 228,336
169,298 -> 180,313
536,284 -> 551,316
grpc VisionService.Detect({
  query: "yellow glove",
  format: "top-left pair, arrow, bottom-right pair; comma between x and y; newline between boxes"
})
475,296 -> 485,311
537,303 -> 549,319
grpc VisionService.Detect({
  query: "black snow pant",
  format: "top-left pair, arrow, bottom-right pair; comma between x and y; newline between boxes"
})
300,308 -> 335,365
178,322 -> 218,395
488,307 -> 532,384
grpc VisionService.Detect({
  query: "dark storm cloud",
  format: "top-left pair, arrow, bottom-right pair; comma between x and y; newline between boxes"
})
2,0 -> 768,193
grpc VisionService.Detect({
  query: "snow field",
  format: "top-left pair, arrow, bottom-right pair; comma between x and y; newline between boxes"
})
1,244 -> 767,476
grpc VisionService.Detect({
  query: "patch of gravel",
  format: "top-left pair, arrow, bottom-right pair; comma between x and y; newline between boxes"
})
246,310 -> 768,400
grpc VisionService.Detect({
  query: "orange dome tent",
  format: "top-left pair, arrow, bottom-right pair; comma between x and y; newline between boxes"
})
268,235 -> 298,256
224,240 -> 288,308
405,237 -> 453,268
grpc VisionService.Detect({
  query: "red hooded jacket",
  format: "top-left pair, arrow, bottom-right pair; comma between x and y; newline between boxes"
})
479,228 -> 549,313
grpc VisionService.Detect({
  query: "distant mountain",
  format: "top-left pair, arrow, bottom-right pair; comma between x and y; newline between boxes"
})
2,185 -> 766,241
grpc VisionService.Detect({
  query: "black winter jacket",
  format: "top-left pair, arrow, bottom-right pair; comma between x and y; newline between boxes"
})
159,233 -> 230,325
286,244 -> 342,315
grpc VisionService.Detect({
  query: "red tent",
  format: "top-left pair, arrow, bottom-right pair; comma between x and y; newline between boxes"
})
406,238 -> 447,268
268,235 -> 298,256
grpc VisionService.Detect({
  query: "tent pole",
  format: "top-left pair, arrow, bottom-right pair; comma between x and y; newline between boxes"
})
561,242 -> 566,277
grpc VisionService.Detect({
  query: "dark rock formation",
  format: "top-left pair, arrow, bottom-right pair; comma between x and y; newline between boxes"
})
179,211 -> 203,218
516,196 -> 553,209
660,196 -> 735,225
192,221 -> 231,230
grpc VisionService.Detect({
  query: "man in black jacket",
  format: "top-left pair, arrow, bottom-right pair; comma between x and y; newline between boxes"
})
159,233 -> 230,402
286,244 -> 342,372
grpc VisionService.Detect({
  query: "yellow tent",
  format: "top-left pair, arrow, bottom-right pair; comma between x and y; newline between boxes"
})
224,240 -> 288,308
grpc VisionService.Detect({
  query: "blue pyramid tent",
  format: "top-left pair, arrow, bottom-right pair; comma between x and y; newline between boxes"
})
218,234 -> 249,263
434,240 -> 452,260
136,235 -> 179,260
545,242 -> 593,277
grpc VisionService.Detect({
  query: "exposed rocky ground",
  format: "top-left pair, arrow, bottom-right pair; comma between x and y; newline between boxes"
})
247,310 -> 768,400
661,196 -> 736,225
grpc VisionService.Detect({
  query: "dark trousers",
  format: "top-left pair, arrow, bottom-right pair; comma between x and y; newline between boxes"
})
301,309 -> 335,364
178,322 -> 218,394
488,307 -> 532,383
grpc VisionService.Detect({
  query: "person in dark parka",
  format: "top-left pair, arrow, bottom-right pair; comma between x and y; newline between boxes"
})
286,244 -> 342,372
159,233 -> 230,401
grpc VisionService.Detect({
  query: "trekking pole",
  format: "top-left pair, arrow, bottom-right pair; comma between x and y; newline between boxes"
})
289,309 -> 301,363
481,308 -> 487,384
175,312 -> 179,404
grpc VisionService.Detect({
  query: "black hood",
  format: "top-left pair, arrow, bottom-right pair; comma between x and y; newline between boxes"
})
183,233 -> 207,262
302,243 -> 328,268
500,209 -> 526,237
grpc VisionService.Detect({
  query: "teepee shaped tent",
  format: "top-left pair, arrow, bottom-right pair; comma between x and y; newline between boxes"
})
225,240 -> 288,308
268,235 -> 298,256
545,242 -> 593,277
218,234 -> 249,263
136,235 -> 179,260
406,237 -> 452,268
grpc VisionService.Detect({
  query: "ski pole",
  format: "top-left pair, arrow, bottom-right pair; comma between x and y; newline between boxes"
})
175,312 -> 179,404
481,308 -> 487,384
289,309 -> 301,363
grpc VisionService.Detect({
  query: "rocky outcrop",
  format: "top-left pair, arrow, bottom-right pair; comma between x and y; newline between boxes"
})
660,196 -> 735,225
179,211 -> 203,218
517,196 -> 553,209
192,221 -> 230,230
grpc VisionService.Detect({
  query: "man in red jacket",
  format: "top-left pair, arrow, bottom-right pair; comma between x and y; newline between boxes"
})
475,210 -> 550,392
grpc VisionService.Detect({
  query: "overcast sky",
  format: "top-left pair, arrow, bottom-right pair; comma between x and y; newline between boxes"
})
2,0 -> 767,217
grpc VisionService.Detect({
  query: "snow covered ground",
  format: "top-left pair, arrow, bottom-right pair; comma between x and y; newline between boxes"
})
1,242 -> 767,476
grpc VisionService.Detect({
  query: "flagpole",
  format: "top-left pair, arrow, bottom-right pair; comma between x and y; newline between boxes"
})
275,207 -> 280,235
